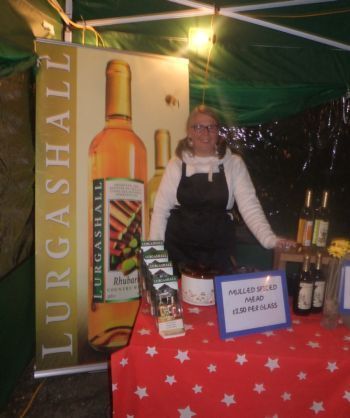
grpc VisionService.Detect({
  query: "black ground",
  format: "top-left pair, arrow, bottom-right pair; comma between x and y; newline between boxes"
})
1,359 -> 111,418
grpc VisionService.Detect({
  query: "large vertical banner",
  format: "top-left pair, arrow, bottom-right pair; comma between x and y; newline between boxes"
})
35,40 -> 189,376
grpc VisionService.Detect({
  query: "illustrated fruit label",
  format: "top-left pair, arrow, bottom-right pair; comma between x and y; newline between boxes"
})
92,178 -> 143,302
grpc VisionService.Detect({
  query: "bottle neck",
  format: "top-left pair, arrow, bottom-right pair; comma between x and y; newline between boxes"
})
302,257 -> 310,273
154,129 -> 171,170
105,60 -> 132,123
321,191 -> 329,209
305,190 -> 312,208
315,253 -> 322,270
105,116 -> 132,130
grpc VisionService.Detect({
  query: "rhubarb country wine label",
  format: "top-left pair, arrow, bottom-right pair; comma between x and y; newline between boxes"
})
88,60 -> 147,351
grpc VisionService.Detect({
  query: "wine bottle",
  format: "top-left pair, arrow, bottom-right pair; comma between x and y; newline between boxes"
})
147,129 -> 171,222
293,254 -> 313,315
312,190 -> 330,248
296,189 -> 314,247
88,59 -> 147,351
311,252 -> 326,313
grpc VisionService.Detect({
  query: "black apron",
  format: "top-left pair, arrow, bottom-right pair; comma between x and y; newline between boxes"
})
165,162 -> 235,274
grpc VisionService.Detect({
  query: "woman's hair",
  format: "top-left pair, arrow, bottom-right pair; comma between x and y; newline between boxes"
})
175,104 -> 227,159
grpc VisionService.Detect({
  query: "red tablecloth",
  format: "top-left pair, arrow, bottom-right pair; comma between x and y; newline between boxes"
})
111,301 -> 350,418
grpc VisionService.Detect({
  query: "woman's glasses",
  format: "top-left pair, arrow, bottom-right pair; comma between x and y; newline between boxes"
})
191,124 -> 219,134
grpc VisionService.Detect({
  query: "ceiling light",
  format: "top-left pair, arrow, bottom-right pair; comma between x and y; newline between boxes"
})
188,27 -> 213,52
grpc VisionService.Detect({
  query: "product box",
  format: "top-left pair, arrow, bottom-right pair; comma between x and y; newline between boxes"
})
139,240 -> 165,297
148,260 -> 174,314
151,275 -> 185,339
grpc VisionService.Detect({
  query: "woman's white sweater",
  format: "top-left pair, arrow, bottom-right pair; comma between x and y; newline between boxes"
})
149,149 -> 277,249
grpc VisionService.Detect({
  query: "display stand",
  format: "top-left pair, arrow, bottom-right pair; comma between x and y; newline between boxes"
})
273,246 -> 331,270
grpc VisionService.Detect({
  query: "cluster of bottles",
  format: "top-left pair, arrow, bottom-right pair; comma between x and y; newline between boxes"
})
293,252 -> 326,315
296,189 -> 330,248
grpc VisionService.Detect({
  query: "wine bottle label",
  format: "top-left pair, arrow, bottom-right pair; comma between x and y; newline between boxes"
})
297,282 -> 313,310
296,218 -> 305,244
302,220 -> 313,246
92,177 -> 143,303
315,220 -> 329,247
312,281 -> 325,308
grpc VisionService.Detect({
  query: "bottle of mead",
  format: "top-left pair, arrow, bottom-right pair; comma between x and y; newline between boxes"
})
88,59 -> 147,351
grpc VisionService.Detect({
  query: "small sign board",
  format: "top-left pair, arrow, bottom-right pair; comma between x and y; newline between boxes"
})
339,260 -> 350,313
214,270 -> 291,339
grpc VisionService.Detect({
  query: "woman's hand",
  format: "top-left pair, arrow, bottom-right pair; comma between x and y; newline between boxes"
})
275,237 -> 297,250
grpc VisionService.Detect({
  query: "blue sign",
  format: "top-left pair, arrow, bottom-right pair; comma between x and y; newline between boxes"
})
214,270 -> 291,339
339,260 -> 350,313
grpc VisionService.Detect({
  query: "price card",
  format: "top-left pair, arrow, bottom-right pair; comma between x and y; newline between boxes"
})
214,270 -> 291,339
339,261 -> 350,313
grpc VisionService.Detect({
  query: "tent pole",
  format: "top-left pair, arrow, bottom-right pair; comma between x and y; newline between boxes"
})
64,0 -> 73,42
169,0 -> 350,51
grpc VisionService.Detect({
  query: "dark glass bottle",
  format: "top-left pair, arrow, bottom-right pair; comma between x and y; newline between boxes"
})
296,189 -> 314,247
293,255 -> 313,315
311,252 -> 326,313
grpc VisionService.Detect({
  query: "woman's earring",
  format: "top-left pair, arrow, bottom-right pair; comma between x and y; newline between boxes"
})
187,138 -> 193,147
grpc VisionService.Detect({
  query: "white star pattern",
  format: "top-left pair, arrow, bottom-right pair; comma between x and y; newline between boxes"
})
292,319 -> 301,325
281,392 -> 291,401
207,321 -> 215,327
165,375 -> 177,385
202,339 -> 209,344
254,383 -> 266,394
265,358 -> 280,372
146,346 -> 158,357
343,346 -> 349,351
297,371 -> 307,380
120,358 -> 128,367
134,386 -> 148,399
178,405 -> 196,417
207,363 -> 217,373
126,415 -> 134,418
138,328 -> 151,335
225,337 -> 235,342
235,354 -> 248,366
343,391 -> 350,402
175,350 -> 190,363
184,323 -> 194,331
310,401 -> 325,414
192,384 -> 202,394
221,393 -> 236,406
112,383 -> 118,392
187,307 -> 201,314
289,346 -> 296,350
307,341 -> 320,348
286,327 -> 294,332
344,335 -> 350,342
263,331 -> 275,337
326,361 -> 338,372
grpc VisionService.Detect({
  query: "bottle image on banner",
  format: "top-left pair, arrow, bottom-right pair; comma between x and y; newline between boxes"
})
147,129 -> 171,222
88,60 -> 147,351
293,254 -> 313,315
296,189 -> 314,247
312,190 -> 330,248
311,252 -> 326,313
